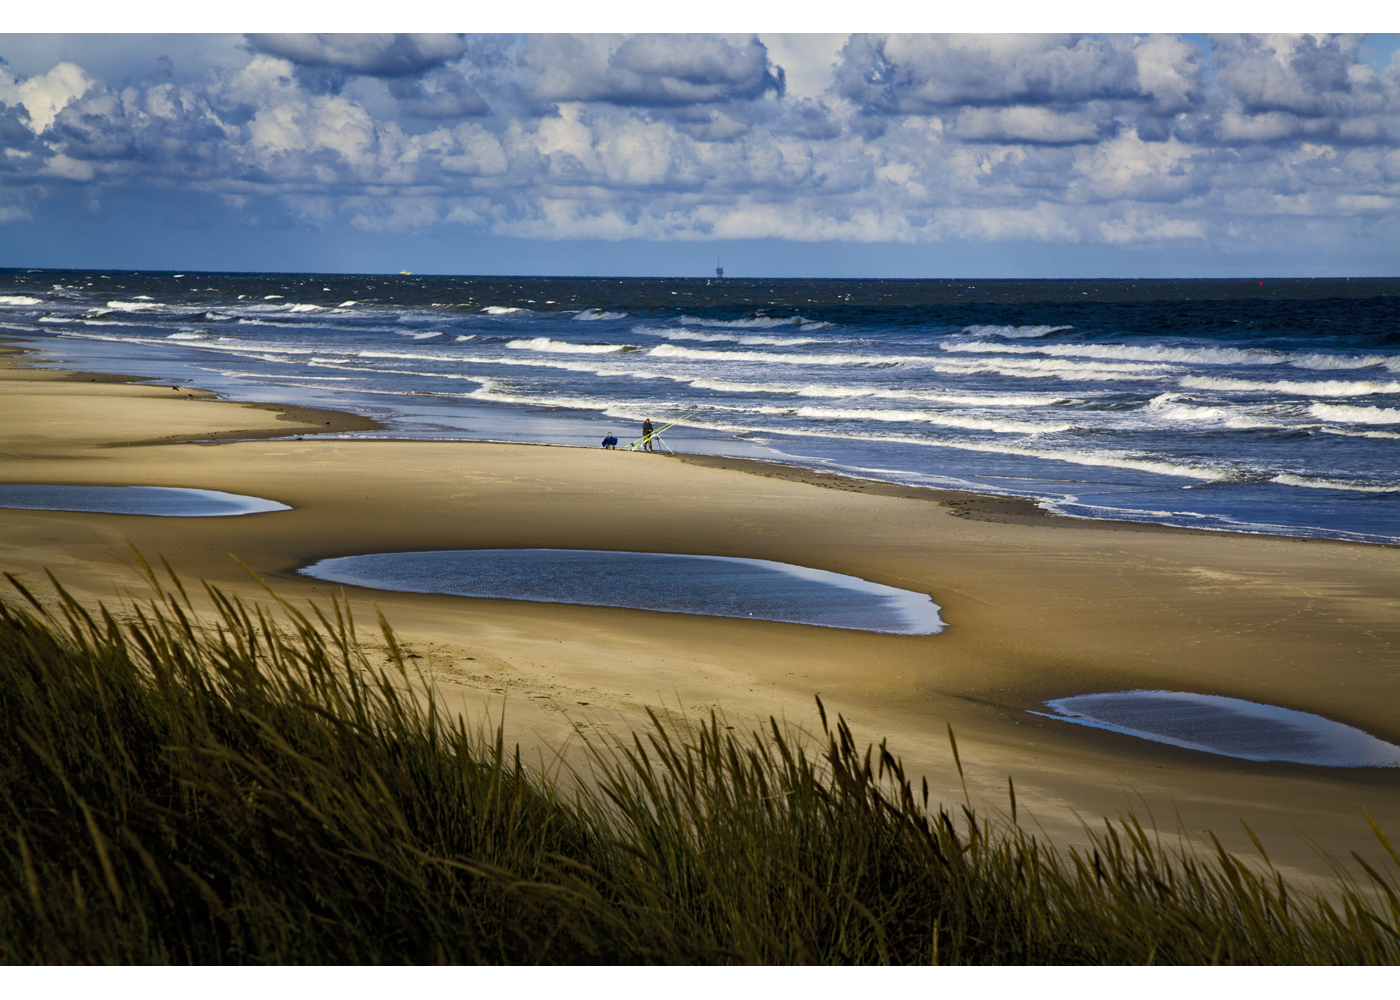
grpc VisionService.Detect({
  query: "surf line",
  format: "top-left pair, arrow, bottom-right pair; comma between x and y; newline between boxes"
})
626,410 -> 699,453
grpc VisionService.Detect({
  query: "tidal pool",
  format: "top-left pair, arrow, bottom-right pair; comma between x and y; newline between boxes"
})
0,484 -> 291,517
1036,690 -> 1400,767
299,548 -> 944,634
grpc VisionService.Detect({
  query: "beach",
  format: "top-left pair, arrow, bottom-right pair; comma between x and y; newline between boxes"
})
3,351 -> 1399,885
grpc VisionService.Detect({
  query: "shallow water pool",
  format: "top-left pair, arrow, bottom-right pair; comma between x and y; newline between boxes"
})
299,549 -> 944,634
0,484 -> 291,517
1036,690 -> 1400,767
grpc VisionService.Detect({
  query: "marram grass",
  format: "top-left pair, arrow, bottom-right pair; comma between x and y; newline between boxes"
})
2,560 -> 1399,964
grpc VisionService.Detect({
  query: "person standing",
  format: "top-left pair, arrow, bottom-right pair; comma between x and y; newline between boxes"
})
642,418 -> 654,452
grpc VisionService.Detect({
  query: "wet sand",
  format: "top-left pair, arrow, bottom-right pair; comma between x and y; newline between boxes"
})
3,354 -> 1399,886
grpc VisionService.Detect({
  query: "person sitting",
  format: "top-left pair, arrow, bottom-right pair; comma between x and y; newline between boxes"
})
601,434 -> 617,450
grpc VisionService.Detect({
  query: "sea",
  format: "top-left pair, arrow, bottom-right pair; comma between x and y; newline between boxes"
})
2,270 -> 1397,545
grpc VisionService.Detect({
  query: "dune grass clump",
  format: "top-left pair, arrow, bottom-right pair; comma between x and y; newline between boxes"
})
2,562 -> 1399,964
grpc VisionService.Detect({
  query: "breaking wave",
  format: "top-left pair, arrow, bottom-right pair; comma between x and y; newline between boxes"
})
961,324 -> 1074,338
1271,474 -> 1400,493
1182,376 -> 1400,397
644,327 -> 821,347
507,338 -> 635,354
679,313 -> 828,331
1308,403 -> 1400,424
941,341 -> 1289,366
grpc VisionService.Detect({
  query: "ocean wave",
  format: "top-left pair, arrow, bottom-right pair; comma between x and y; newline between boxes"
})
402,331 -> 444,340
1182,376 -> 1400,396
778,405 -> 1070,434
1319,426 -> 1400,440
961,324 -> 1074,339
1308,402 -> 1400,424
648,343 -> 894,366
0,295 -> 42,305
645,327 -> 821,347
574,308 -> 629,321
482,306 -> 528,315
1147,393 -> 1231,421
165,332 -> 207,341
1271,474 -> 1400,493
507,338 -> 635,354
1289,352 -> 1394,371
678,313 -> 826,331
795,385 -> 1071,406
1144,393 -> 1285,429
674,417 -> 1231,482
454,335 -> 477,342
338,301 -> 358,307
289,304 -> 322,313
941,341 -> 1286,366
102,300 -> 164,311
683,376 -> 1071,407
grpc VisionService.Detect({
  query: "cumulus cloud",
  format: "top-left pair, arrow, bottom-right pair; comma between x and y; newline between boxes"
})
0,33 -> 1397,254
523,34 -> 784,106
0,60 -> 95,133
1203,34 -> 1400,145
245,33 -> 467,95
245,34 -> 466,78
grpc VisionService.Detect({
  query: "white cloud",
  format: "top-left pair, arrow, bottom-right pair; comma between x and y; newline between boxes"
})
0,32 -> 1397,257
0,60 -> 94,132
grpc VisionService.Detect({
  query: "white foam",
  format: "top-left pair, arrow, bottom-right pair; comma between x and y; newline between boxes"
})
782,405 -> 1070,434
264,295 -> 283,300
402,331 -> 444,340
672,414 -> 1229,482
678,313 -> 824,330
165,332 -> 207,341
1271,473 -> 1400,493
961,324 -> 1073,338
337,300 -> 358,307
574,308 -> 629,321
648,343 -> 907,367
1181,376 -> 1400,396
507,338 -> 634,355
1309,402 -> 1400,424
942,341 -> 1286,366
104,300 -> 162,311
645,327 -> 821,347
482,306 -> 527,315
289,304 -> 322,313
1319,426 -> 1400,440
454,334 -> 477,342
686,378 -> 1070,407
1146,393 -> 1231,421
1290,353 -> 1392,371
0,295 -> 42,305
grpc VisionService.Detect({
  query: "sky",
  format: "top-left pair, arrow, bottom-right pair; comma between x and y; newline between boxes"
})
3,23 -> 1400,277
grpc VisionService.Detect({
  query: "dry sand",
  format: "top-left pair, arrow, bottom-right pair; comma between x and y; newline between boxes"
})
3,352 -> 1398,885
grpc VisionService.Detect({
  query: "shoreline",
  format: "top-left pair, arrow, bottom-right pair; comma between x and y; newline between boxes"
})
2,348 -> 1400,883
6,336 -> 1364,545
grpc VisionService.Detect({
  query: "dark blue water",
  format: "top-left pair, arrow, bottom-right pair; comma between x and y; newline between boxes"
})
1038,691 -> 1400,767
0,484 -> 290,516
299,549 -> 945,634
3,271 -> 1397,543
